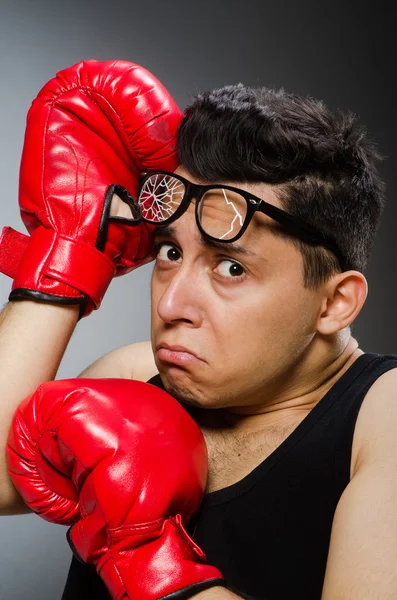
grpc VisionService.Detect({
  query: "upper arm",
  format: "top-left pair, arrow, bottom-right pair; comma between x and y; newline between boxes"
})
78,341 -> 158,382
321,368 -> 397,599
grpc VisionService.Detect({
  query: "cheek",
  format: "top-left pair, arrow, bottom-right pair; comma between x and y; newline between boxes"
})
211,281 -> 315,362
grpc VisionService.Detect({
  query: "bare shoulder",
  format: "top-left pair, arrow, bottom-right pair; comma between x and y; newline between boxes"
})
352,365 -> 397,477
79,340 -> 159,382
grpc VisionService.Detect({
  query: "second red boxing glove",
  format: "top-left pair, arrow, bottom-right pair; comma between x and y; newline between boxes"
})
0,60 -> 182,316
6,378 -> 225,600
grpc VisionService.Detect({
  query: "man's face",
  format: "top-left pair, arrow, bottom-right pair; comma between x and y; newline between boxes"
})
150,166 -> 326,411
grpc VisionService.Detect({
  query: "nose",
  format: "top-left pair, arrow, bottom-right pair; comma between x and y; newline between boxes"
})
155,264 -> 204,327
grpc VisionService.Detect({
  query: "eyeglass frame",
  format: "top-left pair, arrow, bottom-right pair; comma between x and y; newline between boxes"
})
136,169 -> 348,272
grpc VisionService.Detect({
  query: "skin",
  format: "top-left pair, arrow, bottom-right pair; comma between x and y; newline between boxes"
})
150,165 -> 368,433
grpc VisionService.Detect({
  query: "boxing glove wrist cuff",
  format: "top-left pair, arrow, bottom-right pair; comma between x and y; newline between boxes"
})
8,226 -> 115,311
69,514 -> 224,600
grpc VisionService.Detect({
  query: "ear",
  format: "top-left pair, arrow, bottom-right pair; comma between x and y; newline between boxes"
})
316,271 -> 368,335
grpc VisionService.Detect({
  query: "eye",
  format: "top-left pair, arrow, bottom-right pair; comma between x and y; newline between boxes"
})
214,259 -> 246,280
156,243 -> 182,263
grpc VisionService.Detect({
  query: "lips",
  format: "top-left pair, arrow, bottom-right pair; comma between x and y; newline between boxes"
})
157,342 -> 199,358
156,342 -> 203,366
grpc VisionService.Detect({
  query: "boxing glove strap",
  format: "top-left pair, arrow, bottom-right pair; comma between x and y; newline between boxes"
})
0,227 -> 30,279
11,226 -> 115,307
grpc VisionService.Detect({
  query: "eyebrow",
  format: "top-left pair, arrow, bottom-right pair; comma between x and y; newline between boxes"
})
153,224 -> 260,258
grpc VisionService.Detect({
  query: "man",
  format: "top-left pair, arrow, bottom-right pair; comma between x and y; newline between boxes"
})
1,61 -> 397,600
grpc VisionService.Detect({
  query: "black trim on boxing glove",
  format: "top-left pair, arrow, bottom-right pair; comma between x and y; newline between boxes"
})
9,289 -> 86,319
158,579 -> 227,600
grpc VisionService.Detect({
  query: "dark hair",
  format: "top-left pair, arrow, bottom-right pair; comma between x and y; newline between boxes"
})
177,84 -> 386,287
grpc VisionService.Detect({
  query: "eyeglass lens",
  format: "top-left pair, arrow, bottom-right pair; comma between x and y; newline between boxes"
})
139,174 -> 248,240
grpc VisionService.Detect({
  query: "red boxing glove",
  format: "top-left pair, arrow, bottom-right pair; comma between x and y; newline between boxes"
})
6,379 -> 224,599
0,60 -> 182,316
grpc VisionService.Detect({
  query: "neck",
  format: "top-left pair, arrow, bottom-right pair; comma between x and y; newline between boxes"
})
221,334 -> 363,431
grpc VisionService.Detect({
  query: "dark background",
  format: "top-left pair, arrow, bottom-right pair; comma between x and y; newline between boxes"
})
0,1 -> 395,598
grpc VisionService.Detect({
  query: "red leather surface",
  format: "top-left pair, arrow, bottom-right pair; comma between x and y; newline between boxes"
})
1,60 -> 182,314
7,379 -> 223,598
0,227 -> 29,279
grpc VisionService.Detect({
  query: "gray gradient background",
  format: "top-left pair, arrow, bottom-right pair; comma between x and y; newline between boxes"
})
0,0 -> 395,597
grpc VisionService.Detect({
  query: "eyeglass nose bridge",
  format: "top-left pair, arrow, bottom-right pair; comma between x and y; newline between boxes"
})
182,181 -> 210,215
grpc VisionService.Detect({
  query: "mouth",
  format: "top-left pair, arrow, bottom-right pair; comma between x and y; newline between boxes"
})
156,342 -> 203,366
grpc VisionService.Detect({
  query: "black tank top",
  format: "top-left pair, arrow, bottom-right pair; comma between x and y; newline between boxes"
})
61,352 -> 397,600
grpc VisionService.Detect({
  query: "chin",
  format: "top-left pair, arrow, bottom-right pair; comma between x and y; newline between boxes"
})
158,371 -> 211,408
162,378 -> 202,407
161,372 -> 233,411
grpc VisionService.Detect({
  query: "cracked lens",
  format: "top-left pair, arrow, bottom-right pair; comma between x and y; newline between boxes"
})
140,174 -> 184,222
201,188 -> 247,240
